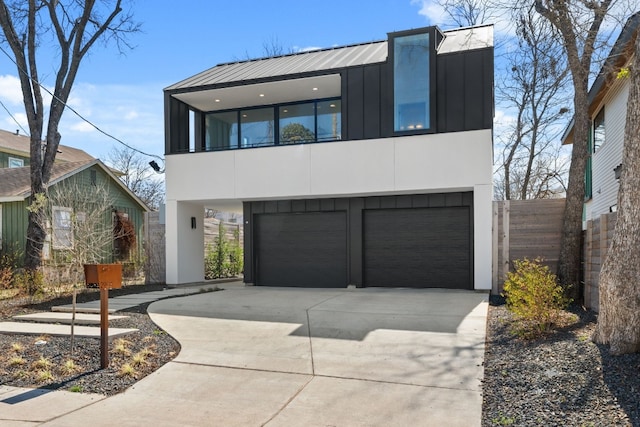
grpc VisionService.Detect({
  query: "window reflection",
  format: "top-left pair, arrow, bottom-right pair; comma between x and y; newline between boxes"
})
394,32 -> 431,132
241,107 -> 275,148
317,100 -> 341,141
205,111 -> 238,150
280,103 -> 315,144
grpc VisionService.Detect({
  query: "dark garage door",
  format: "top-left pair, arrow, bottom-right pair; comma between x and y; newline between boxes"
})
255,212 -> 347,288
363,207 -> 472,289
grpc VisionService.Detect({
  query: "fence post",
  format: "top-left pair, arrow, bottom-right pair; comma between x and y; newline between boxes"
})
492,202 -> 499,294
501,200 -> 510,284
585,219 -> 594,309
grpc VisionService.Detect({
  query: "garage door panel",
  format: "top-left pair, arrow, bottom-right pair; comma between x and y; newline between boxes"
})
364,207 -> 472,289
256,212 -> 347,288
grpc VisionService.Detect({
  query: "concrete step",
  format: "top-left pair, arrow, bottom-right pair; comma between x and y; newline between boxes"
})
0,321 -> 137,339
51,305 -> 116,314
12,312 -> 128,325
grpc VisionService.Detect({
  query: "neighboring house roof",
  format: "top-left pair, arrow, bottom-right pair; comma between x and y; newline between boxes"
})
0,159 -> 150,211
562,11 -> 640,145
0,128 -> 94,162
165,25 -> 494,92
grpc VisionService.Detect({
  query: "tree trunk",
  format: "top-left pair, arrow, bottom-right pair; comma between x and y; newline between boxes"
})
557,81 -> 589,300
593,37 -> 640,355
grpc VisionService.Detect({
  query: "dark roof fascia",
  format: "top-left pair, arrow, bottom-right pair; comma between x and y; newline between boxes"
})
562,11 -> 640,144
164,65 -> 384,97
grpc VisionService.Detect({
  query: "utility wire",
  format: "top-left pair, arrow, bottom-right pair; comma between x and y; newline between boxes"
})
0,44 -> 164,163
0,97 -> 30,136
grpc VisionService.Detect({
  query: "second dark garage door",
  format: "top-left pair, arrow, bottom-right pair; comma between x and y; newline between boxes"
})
363,207 -> 472,289
255,212 -> 348,288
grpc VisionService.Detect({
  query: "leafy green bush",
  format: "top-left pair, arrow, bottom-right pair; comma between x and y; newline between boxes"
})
502,258 -> 570,337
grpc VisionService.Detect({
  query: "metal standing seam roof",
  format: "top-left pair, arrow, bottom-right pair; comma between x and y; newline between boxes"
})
165,41 -> 388,91
165,25 -> 494,93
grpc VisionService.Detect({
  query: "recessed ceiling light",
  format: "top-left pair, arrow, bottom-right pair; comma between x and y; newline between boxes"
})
329,104 -> 336,108
242,114 -> 248,118
259,94 -> 265,97
283,109 -> 288,113
312,87 -> 318,91
214,99 -> 221,102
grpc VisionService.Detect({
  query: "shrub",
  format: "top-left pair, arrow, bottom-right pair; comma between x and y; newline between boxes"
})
13,269 -> 45,296
204,222 -> 243,279
502,258 -> 570,337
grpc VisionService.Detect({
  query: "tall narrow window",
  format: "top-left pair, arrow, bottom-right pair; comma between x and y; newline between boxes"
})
392,31 -> 433,133
52,206 -> 73,249
593,107 -> 605,152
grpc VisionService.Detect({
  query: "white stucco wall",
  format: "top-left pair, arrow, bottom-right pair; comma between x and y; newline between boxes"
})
166,130 -> 493,201
165,200 -> 205,285
165,129 -> 493,288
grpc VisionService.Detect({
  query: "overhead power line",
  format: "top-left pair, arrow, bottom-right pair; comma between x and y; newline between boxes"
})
0,97 -> 29,136
0,44 -> 164,164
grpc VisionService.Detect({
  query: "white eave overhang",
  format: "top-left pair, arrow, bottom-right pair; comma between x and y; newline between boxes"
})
172,73 -> 342,112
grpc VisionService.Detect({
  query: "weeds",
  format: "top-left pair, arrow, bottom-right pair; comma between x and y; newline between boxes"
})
8,356 -> 26,366
62,359 -> 79,375
11,342 -> 23,353
118,363 -> 137,378
37,370 -> 54,383
69,385 -> 83,393
33,356 -> 52,370
113,338 -> 132,356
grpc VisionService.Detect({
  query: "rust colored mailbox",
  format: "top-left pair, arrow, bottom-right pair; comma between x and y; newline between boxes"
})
84,264 -> 122,289
83,263 -> 123,369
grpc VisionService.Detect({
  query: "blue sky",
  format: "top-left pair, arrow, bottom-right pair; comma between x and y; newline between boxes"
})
0,0 -> 451,164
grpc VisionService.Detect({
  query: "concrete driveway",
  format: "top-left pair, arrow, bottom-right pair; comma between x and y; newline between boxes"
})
40,284 -> 488,427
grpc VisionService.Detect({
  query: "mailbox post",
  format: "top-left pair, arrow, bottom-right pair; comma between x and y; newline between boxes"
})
84,264 -> 122,369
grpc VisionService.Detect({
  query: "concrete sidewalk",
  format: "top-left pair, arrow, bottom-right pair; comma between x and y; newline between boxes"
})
0,285 -> 488,426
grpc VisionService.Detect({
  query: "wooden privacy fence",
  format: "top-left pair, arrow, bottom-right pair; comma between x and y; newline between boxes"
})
492,199 -> 565,295
583,212 -> 617,312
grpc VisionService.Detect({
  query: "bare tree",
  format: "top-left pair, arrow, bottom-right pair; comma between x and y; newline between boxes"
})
105,147 -> 164,210
437,0 -> 491,26
593,34 -> 640,355
0,0 -> 139,270
532,0 -> 617,297
494,8 -> 571,200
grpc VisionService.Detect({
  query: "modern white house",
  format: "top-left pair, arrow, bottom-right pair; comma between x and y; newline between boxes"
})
163,24 -> 494,290
563,12 -> 640,224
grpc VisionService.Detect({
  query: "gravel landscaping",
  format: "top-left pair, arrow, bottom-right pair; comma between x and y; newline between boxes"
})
482,297 -> 640,427
0,284 -> 182,395
2,287 -> 639,426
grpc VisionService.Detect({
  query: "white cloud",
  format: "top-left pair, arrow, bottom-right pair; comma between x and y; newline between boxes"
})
69,121 -> 96,133
124,110 -> 139,120
411,0 -> 447,26
0,74 -> 24,104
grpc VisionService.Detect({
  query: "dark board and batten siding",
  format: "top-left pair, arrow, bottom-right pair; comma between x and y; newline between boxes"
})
167,47 -> 493,154
244,192 -> 474,289
339,47 -> 493,142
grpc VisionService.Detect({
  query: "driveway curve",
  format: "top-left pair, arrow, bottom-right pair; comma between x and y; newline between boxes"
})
39,284 -> 488,427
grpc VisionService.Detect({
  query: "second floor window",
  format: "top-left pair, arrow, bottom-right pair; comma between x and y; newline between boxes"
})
204,98 -> 341,151
593,107 -> 605,153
